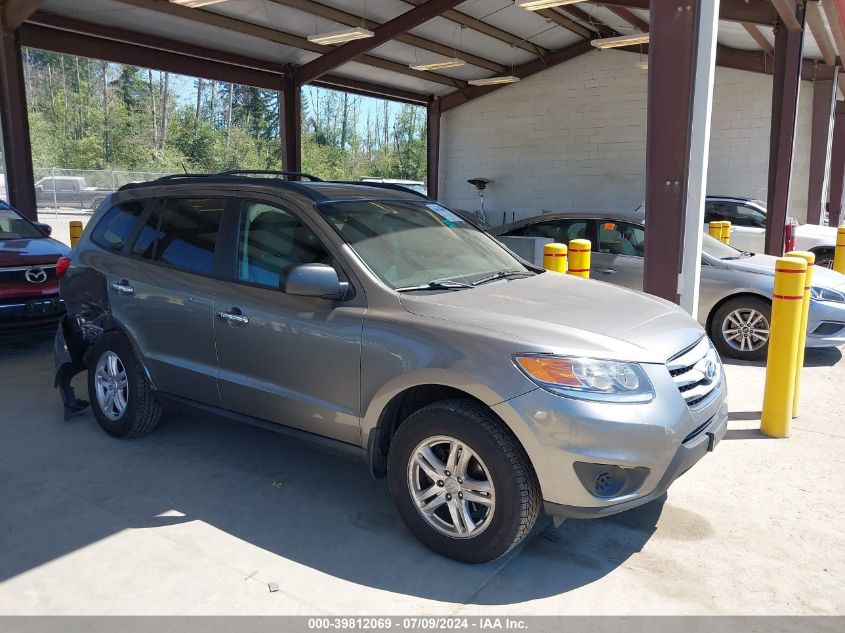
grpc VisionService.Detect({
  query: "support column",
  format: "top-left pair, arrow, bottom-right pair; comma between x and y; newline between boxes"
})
807,69 -> 839,225
280,75 -> 301,175
765,9 -> 806,254
426,98 -> 440,200
644,0 -> 719,315
0,23 -> 36,219
828,102 -> 845,227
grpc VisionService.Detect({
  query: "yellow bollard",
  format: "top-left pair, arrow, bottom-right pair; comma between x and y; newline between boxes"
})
567,239 -> 591,279
760,256 -> 807,438
708,221 -> 723,240
69,220 -> 83,248
720,220 -> 731,245
835,226 -> 845,274
543,243 -> 568,273
785,251 -> 814,419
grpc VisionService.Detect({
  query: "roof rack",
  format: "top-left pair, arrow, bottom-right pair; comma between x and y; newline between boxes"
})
148,170 -> 323,183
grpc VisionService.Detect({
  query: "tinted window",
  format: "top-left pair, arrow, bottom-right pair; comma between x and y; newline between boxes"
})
598,221 -> 645,257
705,201 -> 766,228
91,201 -> 146,252
510,219 -> 589,244
132,198 -> 224,276
57,179 -> 77,192
238,201 -> 331,289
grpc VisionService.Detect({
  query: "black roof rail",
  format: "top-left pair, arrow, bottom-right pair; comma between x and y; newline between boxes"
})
218,169 -> 323,181
329,180 -> 430,199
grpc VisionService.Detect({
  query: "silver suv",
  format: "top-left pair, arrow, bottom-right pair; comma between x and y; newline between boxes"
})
54,173 -> 728,563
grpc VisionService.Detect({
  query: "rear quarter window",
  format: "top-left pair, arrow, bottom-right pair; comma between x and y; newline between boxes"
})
90,201 -> 147,252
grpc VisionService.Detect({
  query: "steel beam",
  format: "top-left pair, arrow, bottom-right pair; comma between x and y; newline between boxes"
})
644,0 -> 716,309
401,0 -> 548,58
806,1 -> 837,66
772,0 -> 803,31
427,99 -> 440,199
440,40 -> 594,112
600,0 -> 778,26
280,77 -> 301,174
607,6 -> 649,32
295,0 -> 465,85
741,22 -> 774,57
827,102 -> 845,226
766,10 -> 807,255
0,20 -> 36,218
807,71 -> 839,224
270,0 -> 505,73
535,9 -> 594,40
4,0 -> 42,30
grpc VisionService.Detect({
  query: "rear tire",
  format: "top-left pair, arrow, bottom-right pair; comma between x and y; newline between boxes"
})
88,332 -> 161,438
710,296 -> 772,361
387,399 -> 540,564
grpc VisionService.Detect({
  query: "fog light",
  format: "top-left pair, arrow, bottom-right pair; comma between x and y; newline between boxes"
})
573,462 -> 650,499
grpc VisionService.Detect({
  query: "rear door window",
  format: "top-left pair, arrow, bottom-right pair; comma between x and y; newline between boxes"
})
598,221 -> 645,257
90,200 -> 147,252
509,219 -> 590,243
131,198 -> 225,276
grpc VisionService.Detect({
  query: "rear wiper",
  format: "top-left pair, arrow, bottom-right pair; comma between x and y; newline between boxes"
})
472,269 -> 532,286
396,279 -> 474,292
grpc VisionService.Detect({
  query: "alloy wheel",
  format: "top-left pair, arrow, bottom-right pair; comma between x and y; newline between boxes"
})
722,308 -> 770,353
407,435 -> 495,539
95,351 -> 129,421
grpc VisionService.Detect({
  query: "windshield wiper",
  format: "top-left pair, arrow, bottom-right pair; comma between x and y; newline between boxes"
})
396,279 -> 474,292
471,269 -> 532,286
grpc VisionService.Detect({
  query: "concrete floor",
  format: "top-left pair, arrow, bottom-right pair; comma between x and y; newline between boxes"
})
0,330 -> 843,615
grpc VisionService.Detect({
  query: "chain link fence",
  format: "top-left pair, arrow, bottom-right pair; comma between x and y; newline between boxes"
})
32,168 -> 171,214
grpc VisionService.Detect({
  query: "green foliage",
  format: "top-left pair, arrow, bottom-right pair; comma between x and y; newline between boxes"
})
22,50 -> 428,183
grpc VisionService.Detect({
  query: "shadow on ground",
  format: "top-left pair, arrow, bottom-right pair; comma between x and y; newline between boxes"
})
722,347 -> 842,368
0,332 -> 713,606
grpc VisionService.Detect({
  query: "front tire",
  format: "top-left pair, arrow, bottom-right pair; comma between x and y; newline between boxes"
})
710,296 -> 772,361
88,332 -> 161,438
387,399 -> 540,564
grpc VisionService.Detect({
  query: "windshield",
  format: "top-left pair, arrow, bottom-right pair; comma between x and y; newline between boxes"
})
702,233 -> 746,259
0,206 -> 44,239
318,200 -> 529,289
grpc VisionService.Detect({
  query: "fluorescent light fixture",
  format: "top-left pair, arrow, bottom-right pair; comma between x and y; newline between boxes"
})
591,33 -> 650,49
468,75 -> 521,86
517,0 -> 587,10
308,27 -> 375,45
410,58 -> 466,71
169,0 -> 230,7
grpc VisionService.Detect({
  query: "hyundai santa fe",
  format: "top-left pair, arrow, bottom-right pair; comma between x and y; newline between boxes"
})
54,173 -> 728,563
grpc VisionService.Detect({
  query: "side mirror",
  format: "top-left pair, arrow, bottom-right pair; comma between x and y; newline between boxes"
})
35,222 -> 53,236
281,263 -> 349,300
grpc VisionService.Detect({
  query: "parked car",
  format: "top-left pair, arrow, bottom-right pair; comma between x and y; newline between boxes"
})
360,177 -> 427,195
493,210 -> 845,361
35,176 -> 113,210
703,196 -> 839,267
0,201 -> 69,330
55,174 -> 727,563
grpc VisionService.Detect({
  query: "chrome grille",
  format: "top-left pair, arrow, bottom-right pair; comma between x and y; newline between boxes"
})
667,337 -> 721,407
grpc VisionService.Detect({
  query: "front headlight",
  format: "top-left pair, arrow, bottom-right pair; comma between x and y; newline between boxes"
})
514,355 -> 655,403
810,286 -> 845,303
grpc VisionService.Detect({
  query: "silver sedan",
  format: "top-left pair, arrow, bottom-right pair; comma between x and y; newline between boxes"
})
493,211 -> 845,361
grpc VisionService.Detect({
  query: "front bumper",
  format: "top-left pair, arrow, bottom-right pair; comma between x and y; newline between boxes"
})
492,362 -> 728,518
805,299 -> 845,348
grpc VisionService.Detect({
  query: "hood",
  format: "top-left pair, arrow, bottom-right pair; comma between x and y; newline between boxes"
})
400,273 -> 704,364
0,236 -> 70,267
812,265 -> 845,291
719,253 -> 779,276
795,223 -> 837,240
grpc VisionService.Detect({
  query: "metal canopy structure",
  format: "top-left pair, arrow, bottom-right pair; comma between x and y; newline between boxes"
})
2,0 -> 845,306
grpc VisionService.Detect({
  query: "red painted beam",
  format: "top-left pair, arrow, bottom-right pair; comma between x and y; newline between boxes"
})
807,72 -> 839,224
643,0 -> 698,304
427,99 -> 440,199
766,8 -> 807,255
295,0 -> 464,85
827,103 -> 845,227
600,0 -> 778,26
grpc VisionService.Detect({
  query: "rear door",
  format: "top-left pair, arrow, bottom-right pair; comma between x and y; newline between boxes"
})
212,196 -> 365,444
107,195 -> 230,405
592,220 -> 645,291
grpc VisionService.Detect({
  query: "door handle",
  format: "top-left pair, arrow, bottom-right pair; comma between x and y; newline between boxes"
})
216,309 -> 249,325
111,280 -> 135,295
594,268 -> 617,275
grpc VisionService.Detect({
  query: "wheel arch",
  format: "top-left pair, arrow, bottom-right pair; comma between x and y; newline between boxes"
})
705,291 -> 772,336
366,383 -> 527,479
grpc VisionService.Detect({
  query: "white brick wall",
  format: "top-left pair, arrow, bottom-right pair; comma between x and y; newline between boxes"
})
439,49 -> 814,224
